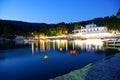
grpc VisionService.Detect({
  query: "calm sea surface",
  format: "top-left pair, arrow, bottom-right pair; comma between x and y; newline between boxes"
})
0,39 -> 119,80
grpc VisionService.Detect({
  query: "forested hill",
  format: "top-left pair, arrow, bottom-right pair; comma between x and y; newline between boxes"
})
0,16 -> 120,36
0,18 -> 104,36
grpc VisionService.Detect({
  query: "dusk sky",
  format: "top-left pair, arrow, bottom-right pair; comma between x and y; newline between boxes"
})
0,0 -> 120,23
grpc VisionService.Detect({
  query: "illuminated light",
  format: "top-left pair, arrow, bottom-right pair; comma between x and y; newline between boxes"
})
44,55 -> 48,60
34,35 -> 39,39
84,33 -> 113,38
31,32 -> 34,35
85,39 -> 103,45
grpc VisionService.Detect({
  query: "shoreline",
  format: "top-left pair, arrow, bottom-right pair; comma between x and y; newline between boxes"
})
49,64 -> 92,80
50,52 -> 120,80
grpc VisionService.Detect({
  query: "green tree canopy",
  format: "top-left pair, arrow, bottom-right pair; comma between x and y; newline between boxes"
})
74,22 -> 81,30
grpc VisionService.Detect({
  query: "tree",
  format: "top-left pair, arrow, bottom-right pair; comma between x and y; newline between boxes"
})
28,24 -> 34,33
47,28 -> 57,36
104,16 -> 120,32
56,23 -> 68,35
39,23 -> 48,35
74,22 -> 81,30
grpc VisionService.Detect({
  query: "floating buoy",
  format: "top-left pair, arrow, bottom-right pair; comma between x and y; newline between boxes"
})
44,55 -> 48,60
70,50 -> 76,56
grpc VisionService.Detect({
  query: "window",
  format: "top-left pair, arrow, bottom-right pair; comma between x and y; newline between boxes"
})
90,29 -> 92,31
97,28 -> 99,31
75,31 -> 79,33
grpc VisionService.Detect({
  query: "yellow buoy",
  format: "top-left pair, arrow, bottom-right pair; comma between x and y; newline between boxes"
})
44,55 -> 48,60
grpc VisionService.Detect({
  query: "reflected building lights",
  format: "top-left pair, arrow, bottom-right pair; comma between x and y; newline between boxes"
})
73,42 -> 75,49
61,40 -> 66,51
35,42 -> 38,53
46,40 -> 50,51
74,40 -> 82,49
55,40 -> 68,51
53,40 -> 55,50
39,40 -> 45,52
32,42 -> 34,54
85,39 -> 104,51
56,40 -> 60,49
66,40 -> 68,51
31,39 -> 104,54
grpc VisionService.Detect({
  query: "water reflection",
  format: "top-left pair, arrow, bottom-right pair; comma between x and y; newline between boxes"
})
0,39 -> 120,80
0,41 -> 30,50
31,39 -> 104,54
32,42 -> 34,54
104,46 -> 120,56
105,48 -> 119,56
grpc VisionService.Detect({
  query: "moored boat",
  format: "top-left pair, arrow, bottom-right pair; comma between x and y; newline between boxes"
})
24,37 -> 38,43
103,38 -> 120,46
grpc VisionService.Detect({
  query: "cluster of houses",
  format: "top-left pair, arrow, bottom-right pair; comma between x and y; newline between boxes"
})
0,23 -> 118,45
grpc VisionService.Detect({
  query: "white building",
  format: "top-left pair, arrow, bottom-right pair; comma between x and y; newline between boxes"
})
73,23 -> 113,38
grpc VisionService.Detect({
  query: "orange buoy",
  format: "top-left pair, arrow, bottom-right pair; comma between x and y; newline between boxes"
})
70,50 -> 76,56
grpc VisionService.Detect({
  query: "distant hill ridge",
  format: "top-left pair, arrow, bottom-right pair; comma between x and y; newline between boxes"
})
0,12 -> 120,36
0,17 -> 104,28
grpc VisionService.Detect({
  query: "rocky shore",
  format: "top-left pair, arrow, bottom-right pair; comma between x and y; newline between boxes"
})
50,53 -> 120,80
85,53 -> 120,80
49,64 -> 92,80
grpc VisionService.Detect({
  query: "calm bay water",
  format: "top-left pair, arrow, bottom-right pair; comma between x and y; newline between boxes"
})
0,39 -> 119,80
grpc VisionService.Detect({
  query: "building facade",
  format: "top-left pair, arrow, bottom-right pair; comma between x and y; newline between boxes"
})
73,23 -> 112,38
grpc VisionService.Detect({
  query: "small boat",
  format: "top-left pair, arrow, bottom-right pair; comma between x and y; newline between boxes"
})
103,38 -> 120,46
15,36 -> 24,44
24,38 -> 38,43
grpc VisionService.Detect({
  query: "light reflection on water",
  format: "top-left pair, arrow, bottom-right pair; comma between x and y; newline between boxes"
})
31,39 -> 104,54
0,39 -> 119,80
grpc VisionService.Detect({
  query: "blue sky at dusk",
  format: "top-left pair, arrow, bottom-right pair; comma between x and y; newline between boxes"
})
0,0 -> 120,23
